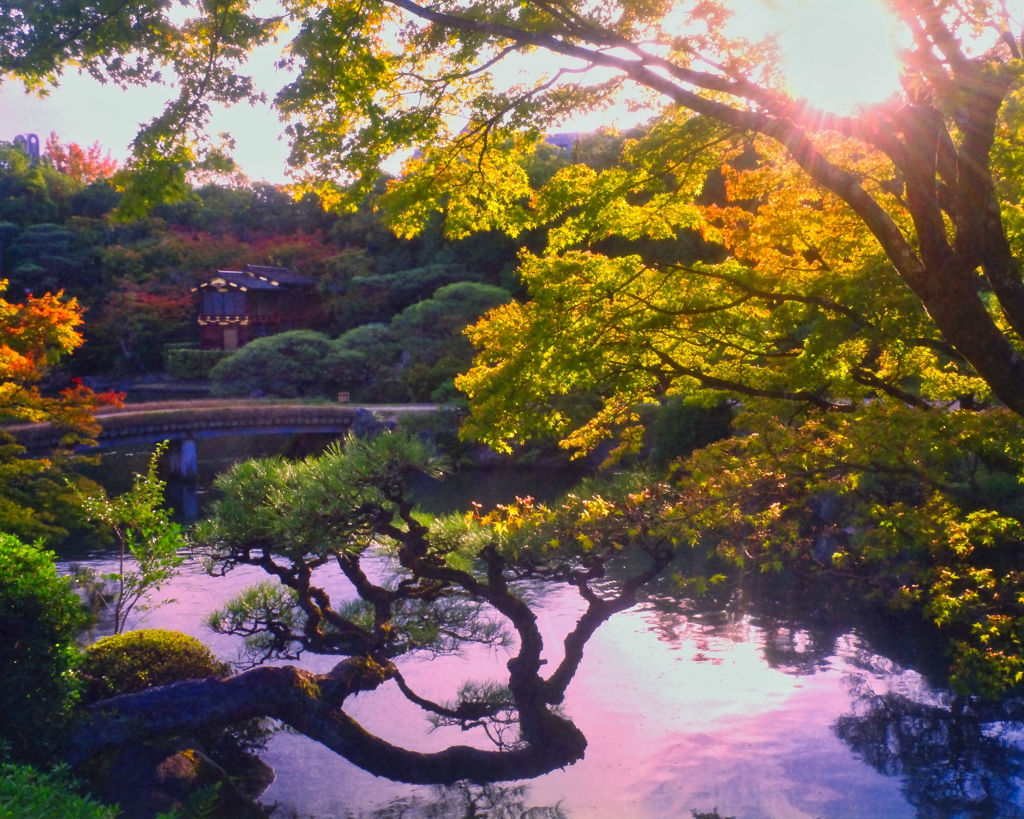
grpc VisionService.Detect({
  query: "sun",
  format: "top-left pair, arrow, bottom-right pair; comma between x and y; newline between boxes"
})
774,0 -> 903,112
553,0 -> 904,134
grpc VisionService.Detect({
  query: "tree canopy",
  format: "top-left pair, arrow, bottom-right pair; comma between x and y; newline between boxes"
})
6,0 -> 1024,423
10,0 -> 1024,735
0,282 -> 122,542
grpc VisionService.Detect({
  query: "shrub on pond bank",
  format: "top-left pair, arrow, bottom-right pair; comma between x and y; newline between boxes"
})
209,330 -> 370,398
0,533 -> 87,765
0,764 -> 116,819
78,629 -> 230,705
165,348 -> 234,380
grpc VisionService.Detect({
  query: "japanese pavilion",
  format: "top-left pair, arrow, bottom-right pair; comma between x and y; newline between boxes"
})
193,264 -> 322,350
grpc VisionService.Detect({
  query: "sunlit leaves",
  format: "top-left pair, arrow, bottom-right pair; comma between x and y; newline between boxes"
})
453,114 -> 987,457
652,400 -> 1024,693
382,135 -> 536,239
471,470 -> 675,563
0,0 -> 175,89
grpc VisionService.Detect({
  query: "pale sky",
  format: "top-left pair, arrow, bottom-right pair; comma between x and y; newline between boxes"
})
0,0 -> 903,185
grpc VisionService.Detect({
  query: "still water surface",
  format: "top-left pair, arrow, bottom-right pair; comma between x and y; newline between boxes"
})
68,437 -> 1024,819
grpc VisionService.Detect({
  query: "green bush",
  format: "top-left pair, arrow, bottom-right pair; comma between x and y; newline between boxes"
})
328,263 -> 477,330
0,533 -> 87,764
165,348 -> 234,380
78,631 -> 270,804
388,282 -> 510,401
209,330 -> 371,398
78,629 -> 229,705
0,765 -> 117,819
334,323 -> 399,373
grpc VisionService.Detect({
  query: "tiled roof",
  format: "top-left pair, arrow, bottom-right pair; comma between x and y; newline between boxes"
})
194,265 -> 317,291
195,270 -> 277,290
243,264 -> 316,286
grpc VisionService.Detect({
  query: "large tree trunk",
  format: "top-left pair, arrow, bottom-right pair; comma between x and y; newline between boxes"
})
66,657 -> 587,785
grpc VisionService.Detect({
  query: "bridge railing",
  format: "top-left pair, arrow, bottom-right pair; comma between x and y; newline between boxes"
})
5,402 -> 359,455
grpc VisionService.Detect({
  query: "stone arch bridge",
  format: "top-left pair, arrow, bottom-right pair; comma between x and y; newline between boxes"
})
7,400 -> 437,479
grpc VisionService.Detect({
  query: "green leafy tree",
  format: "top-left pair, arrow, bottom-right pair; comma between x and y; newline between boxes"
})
269,0 -> 1024,427
78,443 -> 185,634
7,223 -> 97,297
0,143 -> 59,227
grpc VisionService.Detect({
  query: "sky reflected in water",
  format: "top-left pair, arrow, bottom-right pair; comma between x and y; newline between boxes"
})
64,553 -> 954,818
66,438 -> 1024,818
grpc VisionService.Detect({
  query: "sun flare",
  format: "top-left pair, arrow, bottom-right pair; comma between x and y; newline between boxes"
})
774,0 -> 903,112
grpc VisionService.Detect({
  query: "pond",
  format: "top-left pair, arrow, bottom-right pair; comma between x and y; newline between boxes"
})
67,437 -> 1024,819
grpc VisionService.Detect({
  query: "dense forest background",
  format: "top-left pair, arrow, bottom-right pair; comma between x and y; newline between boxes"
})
0,133 -> 536,399
1,129 -> 722,406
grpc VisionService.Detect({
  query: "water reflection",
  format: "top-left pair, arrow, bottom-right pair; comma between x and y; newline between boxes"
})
361,783 -> 568,819
67,547 -> 1008,819
836,673 -> 1024,819
65,440 -> 1024,818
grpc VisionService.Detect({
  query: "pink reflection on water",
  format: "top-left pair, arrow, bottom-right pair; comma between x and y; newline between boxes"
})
526,607 -> 913,819
64,553 -> 918,818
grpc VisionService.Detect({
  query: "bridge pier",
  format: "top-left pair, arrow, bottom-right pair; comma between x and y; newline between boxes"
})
165,436 -> 198,481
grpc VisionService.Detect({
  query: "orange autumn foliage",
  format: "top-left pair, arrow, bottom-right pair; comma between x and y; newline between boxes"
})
0,282 -> 122,444
45,133 -> 118,185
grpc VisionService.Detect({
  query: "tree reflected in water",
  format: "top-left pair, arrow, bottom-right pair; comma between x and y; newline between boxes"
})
619,562 -> 1024,818
835,656 -> 1024,819
65,433 -> 1024,817
362,782 -> 568,819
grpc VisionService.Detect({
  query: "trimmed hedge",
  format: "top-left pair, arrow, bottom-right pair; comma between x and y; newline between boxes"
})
78,629 -> 229,705
209,330 -> 370,398
165,348 -> 234,380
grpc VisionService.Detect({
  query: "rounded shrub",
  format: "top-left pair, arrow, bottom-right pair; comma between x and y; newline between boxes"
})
164,347 -> 234,380
209,330 -> 370,398
359,378 -> 414,403
78,629 -> 229,705
0,533 -> 87,764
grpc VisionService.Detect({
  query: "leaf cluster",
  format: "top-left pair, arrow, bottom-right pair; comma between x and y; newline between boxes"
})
0,533 -> 87,765
77,442 -> 185,634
